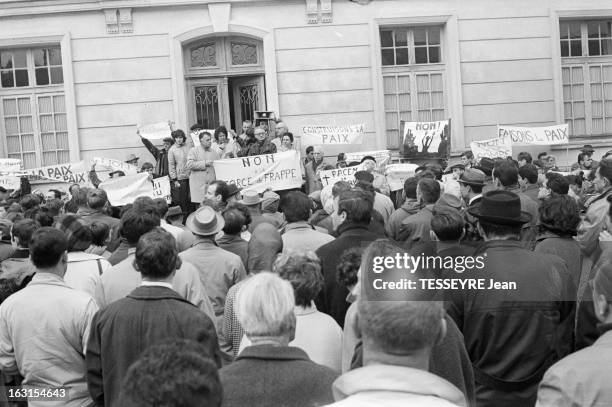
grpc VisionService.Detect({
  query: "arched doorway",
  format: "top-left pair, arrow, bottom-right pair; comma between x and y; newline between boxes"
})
183,35 -> 266,131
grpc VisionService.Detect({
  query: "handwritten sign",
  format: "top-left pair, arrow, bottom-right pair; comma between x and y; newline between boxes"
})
0,159 -> 22,174
93,157 -> 138,175
301,124 -> 364,145
497,124 -> 569,145
213,150 -> 303,193
470,135 -> 512,162
24,161 -> 88,184
0,176 -> 21,190
318,164 -> 365,188
99,173 -> 154,206
385,163 -> 419,191
138,121 -> 172,140
344,150 -> 391,171
152,176 -> 172,204
401,120 -> 451,159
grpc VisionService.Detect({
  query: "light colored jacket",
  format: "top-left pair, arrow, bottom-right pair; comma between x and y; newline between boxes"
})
282,221 -> 334,253
186,145 -> 219,203
168,143 -> 191,180
0,273 -> 98,407
328,365 -> 465,406
536,329 -> 612,407
64,252 -> 111,301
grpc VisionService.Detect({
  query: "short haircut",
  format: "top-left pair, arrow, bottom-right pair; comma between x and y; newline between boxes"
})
461,151 -> 473,159
153,198 -> 169,218
133,196 -> 158,215
236,272 -> 295,338
120,209 -> 161,245
56,214 -> 93,252
431,206 -> 465,241
34,212 -> 54,227
360,155 -> 376,163
599,158 -> 612,184
545,172 -> 569,195
337,189 -> 373,224
331,181 -> 351,198
538,195 -> 580,237
90,221 -> 110,246
11,219 -> 39,248
478,220 -> 522,240
199,131 -> 212,141
75,187 -> 90,207
141,162 -> 154,171
417,178 -> 441,204
43,199 -> 64,218
87,189 -> 108,210
172,129 -> 186,140
518,164 -> 539,184
517,152 -> 532,164
276,251 -> 323,307
565,174 -> 582,188
537,152 -> 548,160
210,181 -> 229,202
306,146 -> 314,154
30,227 -> 67,269
221,206 -> 250,235
336,247 -> 361,288
20,194 -> 40,211
280,191 -> 311,223
135,228 -> 179,279
213,126 -> 228,142
354,170 -> 374,184
493,160 -> 519,187
190,124 -> 203,131
403,177 -> 418,199
120,340 -> 222,407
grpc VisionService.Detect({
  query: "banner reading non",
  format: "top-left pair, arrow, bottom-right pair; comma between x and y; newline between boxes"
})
301,124 -> 365,145
470,135 -> 512,161
213,150 -> 303,193
497,124 -> 569,146
400,120 -> 451,159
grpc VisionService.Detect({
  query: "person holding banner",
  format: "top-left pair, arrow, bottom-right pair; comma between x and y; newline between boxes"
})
138,130 -> 174,177
212,126 -> 238,159
237,126 -> 277,157
168,129 -> 192,214
187,132 -> 219,204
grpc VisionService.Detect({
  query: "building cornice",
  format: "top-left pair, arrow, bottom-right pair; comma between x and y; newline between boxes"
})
0,0 -> 303,18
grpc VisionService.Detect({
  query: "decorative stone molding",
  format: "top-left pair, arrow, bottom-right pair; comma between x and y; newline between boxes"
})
104,8 -> 133,34
118,8 -> 133,33
320,0 -> 332,23
305,0 -> 318,24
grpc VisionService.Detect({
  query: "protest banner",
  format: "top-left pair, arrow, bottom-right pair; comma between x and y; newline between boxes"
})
213,150 -> 303,193
137,121 -> 172,140
99,173 -> 154,206
318,164 -> 365,188
93,157 -> 138,175
0,176 -> 21,190
152,176 -> 172,204
400,119 -> 451,159
0,158 -> 22,174
497,124 -> 569,146
385,163 -> 419,191
470,135 -> 512,162
344,150 -> 391,171
301,124 -> 364,145
24,161 -> 88,184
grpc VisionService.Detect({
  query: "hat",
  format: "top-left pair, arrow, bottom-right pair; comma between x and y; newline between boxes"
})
261,190 -> 280,213
581,144 -> 595,153
457,168 -> 486,186
435,193 -> 463,211
444,158 -> 465,174
468,190 -> 531,225
166,206 -> 182,218
227,184 -> 241,198
238,189 -> 263,206
473,157 -> 495,176
186,205 -> 225,236
125,154 -> 139,163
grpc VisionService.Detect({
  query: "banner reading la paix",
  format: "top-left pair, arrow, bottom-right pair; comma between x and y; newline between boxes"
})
497,124 -> 569,145
213,150 -> 303,193
301,124 -> 365,145
24,161 -> 88,183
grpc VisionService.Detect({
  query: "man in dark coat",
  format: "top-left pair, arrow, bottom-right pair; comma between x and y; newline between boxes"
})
315,188 -> 379,327
86,228 -> 221,407
139,132 -> 173,177
446,190 -> 574,407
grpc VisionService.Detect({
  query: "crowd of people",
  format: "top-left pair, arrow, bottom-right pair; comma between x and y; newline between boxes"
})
0,119 -> 612,406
